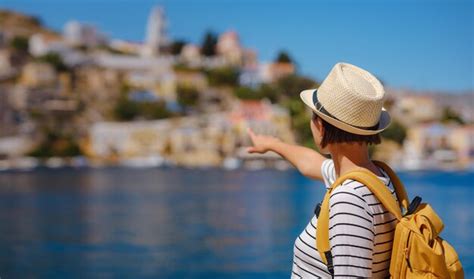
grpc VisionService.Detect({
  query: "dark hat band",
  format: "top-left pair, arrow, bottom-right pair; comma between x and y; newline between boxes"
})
312,90 -> 380,131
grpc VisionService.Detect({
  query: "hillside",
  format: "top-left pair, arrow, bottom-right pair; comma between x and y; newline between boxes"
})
0,9 -> 58,38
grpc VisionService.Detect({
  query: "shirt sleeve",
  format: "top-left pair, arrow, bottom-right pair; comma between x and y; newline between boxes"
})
328,182 -> 374,278
320,159 -> 336,190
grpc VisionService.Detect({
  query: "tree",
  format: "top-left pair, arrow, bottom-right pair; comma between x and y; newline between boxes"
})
114,95 -> 140,121
258,84 -> 279,103
292,110 -> 315,148
28,131 -> 83,158
440,106 -> 465,125
201,31 -> 218,57
177,85 -> 200,108
113,89 -> 174,121
36,52 -> 69,72
381,120 -> 407,145
233,84 -> 279,102
234,86 -> 259,100
206,67 -> 239,87
170,40 -> 187,56
141,101 -> 173,119
276,74 -> 318,100
271,74 -> 319,146
275,50 -> 293,64
10,36 -> 29,53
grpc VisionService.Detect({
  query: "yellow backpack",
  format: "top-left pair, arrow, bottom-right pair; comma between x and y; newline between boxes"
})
316,160 -> 464,278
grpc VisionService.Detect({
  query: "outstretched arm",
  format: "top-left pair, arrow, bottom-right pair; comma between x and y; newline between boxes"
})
246,128 -> 327,181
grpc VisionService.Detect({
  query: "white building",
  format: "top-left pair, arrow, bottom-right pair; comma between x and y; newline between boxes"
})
180,44 -> 201,65
94,53 -> 172,71
63,20 -> 106,47
239,66 -> 261,88
93,54 -> 177,100
89,120 -> 171,158
216,31 -> 243,65
29,33 -> 68,57
143,7 -> 168,57
109,39 -> 144,55
28,33 -> 90,66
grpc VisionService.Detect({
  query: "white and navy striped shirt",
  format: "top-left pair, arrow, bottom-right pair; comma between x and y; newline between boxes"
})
291,159 -> 398,278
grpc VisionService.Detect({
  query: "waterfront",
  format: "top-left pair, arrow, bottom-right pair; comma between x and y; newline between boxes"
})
0,167 -> 472,278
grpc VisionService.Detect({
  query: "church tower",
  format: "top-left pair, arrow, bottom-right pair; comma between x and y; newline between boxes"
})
143,6 -> 167,57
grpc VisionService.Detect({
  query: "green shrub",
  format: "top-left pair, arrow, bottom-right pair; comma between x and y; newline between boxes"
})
206,67 -> 239,87
36,52 -> 69,72
234,84 -> 279,102
28,132 -> 83,158
381,120 -> 407,145
440,106 -> 465,125
177,85 -> 200,107
10,36 -> 29,53
114,94 -> 173,121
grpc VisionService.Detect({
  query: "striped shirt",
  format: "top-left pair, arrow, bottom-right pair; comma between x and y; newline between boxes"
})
291,159 -> 398,278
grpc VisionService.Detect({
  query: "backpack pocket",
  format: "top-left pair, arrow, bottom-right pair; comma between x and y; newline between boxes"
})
389,222 -> 412,278
440,238 -> 464,279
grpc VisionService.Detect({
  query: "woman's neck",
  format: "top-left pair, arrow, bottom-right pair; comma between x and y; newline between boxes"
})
328,143 -> 381,178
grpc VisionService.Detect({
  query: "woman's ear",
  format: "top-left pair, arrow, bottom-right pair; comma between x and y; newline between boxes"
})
317,118 -> 324,136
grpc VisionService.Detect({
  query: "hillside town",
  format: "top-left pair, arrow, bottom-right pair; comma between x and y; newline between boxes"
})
0,7 -> 472,171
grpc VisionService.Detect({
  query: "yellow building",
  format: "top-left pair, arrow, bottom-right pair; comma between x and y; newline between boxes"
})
404,123 -> 473,169
20,62 -> 57,88
392,95 -> 439,126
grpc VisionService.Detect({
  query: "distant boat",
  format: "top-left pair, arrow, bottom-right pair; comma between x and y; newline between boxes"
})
119,156 -> 164,168
71,156 -> 89,168
0,157 -> 39,171
244,160 -> 266,170
222,157 -> 241,170
16,157 -> 39,170
45,157 -> 66,169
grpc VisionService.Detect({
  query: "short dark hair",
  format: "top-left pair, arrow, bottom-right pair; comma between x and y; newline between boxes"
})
312,112 -> 381,148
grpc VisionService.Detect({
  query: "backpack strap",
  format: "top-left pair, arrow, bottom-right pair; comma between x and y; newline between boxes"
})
373,160 -> 409,212
316,168 -> 403,267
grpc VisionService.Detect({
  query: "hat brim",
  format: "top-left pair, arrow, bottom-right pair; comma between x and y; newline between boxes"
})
300,89 -> 391,136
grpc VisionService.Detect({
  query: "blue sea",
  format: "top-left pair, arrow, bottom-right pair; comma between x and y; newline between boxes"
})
0,167 -> 472,278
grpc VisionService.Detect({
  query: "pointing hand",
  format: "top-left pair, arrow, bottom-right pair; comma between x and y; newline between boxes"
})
246,127 -> 280,154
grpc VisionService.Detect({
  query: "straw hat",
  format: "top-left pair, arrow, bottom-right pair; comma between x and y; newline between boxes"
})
300,62 -> 391,135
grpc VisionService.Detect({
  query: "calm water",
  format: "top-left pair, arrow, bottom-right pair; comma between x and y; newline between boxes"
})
0,167 -> 472,278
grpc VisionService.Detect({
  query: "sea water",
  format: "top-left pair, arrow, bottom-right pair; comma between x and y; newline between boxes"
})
0,167 -> 472,278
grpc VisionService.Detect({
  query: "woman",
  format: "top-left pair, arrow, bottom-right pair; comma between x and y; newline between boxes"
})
247,62 -> 398,278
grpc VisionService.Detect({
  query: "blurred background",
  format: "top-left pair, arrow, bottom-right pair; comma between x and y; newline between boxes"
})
0,0 -> 472,278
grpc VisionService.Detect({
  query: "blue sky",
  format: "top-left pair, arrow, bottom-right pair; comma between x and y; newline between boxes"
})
2,0 -> 473,92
